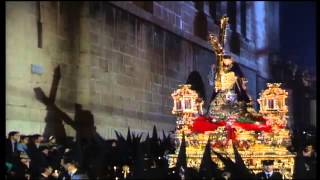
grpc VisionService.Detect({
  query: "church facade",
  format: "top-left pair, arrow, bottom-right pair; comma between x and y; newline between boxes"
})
6,2 -> 279,139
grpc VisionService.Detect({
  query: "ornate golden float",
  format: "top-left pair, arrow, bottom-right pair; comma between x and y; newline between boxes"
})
168,16 -> 295,179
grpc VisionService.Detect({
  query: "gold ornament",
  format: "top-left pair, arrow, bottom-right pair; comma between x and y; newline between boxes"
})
169,17 -> 295,179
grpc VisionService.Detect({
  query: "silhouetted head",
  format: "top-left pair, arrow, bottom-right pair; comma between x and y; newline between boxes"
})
40,165 -> 53,176
302,144 -> 315,157
222,171 -> 231,179
8,131 -> 20,142
74,104 -> 94,127
186,71 -> 206,101
39,145 -> 50,156
32,134 -> 44,144
20,135 -> 29,144
19,151 -> 31,166
75,103 -> 82,111
62,158 -> 79,173
262,160 -> 274,173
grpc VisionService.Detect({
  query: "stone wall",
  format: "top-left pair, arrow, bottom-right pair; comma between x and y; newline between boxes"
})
6,1 -> 279,139
6,2 -> 215,139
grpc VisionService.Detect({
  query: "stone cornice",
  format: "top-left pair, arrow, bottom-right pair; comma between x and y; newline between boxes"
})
107,1 -> 260,73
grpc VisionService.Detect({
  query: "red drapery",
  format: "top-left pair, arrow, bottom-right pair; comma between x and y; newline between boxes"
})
191,116 -> 272,134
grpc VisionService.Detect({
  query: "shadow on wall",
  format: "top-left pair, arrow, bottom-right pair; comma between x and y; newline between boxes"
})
34,66 -> 175,179
34,70 -> 106,144
34,65 -> 106,176
186,71 -> 206,102
34,66 -> 66,144
34,66 -> 104,146
32,65 -> 176,178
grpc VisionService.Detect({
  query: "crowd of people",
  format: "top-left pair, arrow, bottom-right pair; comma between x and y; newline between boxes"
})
5,127 -> 316,180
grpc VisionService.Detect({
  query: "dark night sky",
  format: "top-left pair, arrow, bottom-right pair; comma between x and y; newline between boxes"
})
279,1 -> 316,72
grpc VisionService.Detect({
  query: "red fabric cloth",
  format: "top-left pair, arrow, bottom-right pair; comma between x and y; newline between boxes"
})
191,116 -> 272,133
191,116 -> 226,133
233,122 -> 272,132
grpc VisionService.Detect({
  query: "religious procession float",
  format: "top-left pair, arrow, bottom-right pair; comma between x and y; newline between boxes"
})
168,16 -> 295,179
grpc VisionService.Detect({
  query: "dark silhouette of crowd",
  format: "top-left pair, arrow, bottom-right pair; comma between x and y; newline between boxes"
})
5,126 -> 175,180
5,126 -> 317,180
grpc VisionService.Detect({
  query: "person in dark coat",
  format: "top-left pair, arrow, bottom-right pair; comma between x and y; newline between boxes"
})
39,145 -> 51,168
61,157 -> 88,180
48,139 -> 64,171
6,131 -> 20,164
28,134 -> 45,178
256,160 -> 283,180
11,152 -> 32,180
37,165 -> 60,180
293,144 -> 316,179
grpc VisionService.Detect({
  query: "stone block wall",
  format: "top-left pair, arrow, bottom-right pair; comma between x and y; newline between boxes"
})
6,1 -> 279,139
6,2 -> 215,139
